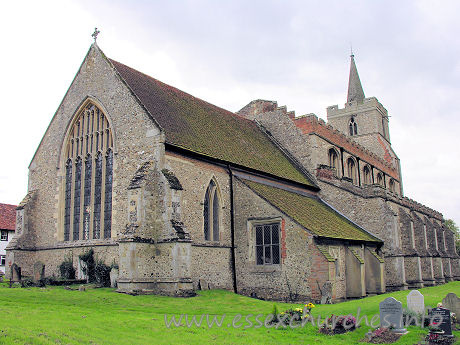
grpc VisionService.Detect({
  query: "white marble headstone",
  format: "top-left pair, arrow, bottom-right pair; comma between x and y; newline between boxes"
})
407,290 -> 425,315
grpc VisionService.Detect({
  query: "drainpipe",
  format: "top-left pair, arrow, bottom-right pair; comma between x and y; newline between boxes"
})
227,165 -> 238,293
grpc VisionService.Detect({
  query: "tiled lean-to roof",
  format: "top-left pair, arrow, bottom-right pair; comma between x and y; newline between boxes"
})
110,59 -> 315,187
0,203 -> 17,230
242,180 -> 381,243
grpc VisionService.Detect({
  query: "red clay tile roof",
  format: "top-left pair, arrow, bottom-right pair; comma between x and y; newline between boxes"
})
110,59 -> 315,187
0,203 -> 16,231
242,179 -> 381,243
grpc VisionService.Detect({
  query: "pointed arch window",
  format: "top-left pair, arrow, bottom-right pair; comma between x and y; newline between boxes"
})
203,180 -> 220,241
363,165 -> 371,185
389,179 -> 395,193
63,102 -> 114,241
347,157 -> 357,184
377,173 -> 383,186
328,148 -> 339,175
349,117 -> 358,136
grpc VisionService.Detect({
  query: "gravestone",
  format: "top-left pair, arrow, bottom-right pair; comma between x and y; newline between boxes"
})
10,264 -> 21,282
407,290 -> 425,315
320,281 -> 332,304
33,262 -> 45,282
379,297 -> 407,334
442,293 -> 460,324
199,279 -> 208,290
109,268 -> 119,288
429,307 -> 452,336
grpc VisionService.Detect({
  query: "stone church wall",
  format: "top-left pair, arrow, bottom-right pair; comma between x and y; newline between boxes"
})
233,178 -> 315,301
164,152 -> 234,290
10,45 -> 163,275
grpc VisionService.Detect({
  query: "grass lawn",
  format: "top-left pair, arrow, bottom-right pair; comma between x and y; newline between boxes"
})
0,280 -> 458,344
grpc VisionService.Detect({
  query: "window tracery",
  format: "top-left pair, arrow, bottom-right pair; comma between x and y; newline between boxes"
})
63,103 -> 113,241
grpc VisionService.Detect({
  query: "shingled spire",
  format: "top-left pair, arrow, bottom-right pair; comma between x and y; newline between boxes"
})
347,54 -> 365,103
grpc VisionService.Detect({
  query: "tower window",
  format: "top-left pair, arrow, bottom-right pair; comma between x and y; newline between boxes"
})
63,102 -> 113,241
349,117 -> 358,136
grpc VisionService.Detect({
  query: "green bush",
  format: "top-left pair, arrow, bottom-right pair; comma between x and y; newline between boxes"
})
59,258 -> 76,280
95,261 -> 111,287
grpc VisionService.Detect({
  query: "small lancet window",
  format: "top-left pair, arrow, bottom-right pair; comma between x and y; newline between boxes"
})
377,173 -> 383,186
349,117 -> 358,136
203,179 -> 220,241
63,102 -> 113,241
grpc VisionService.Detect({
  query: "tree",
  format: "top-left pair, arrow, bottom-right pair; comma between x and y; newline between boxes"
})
444,219 -> 460,255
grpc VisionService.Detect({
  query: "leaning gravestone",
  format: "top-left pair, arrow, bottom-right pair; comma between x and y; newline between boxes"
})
442,293 -> 460,324
379,297 -> 407,334
109,268 -> 119,288
10,264 -> 21,282
407,290 -> 425,315
429,307 -> 452,336
33,261 -> 45,282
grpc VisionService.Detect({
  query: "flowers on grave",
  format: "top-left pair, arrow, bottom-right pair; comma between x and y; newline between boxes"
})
319,314 -> 357,335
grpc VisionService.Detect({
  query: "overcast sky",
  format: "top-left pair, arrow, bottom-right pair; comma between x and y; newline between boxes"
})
1,0 -> 459,226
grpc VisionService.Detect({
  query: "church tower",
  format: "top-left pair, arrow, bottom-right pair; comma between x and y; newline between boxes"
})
326,54 -> 393,162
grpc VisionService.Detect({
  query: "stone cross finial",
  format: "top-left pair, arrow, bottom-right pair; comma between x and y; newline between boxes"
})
92,27 -> 100,42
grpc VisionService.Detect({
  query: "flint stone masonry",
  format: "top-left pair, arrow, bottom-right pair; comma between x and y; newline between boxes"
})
6,44 -> 459,300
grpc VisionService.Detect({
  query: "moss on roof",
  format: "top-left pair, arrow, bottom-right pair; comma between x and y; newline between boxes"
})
243,179 -> 381,243
110,59 -> 314,187
316,245 -> 336,262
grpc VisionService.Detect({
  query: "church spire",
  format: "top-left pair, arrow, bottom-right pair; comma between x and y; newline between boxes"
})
347,54 -> 365,103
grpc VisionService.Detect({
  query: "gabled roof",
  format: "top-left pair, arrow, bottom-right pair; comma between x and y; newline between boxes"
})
242,179 -> 381,243
110,59 -> 315,188
0,203 -> 16,231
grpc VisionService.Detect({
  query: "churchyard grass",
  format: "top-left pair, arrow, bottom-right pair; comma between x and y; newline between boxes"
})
0,281 -> 458,344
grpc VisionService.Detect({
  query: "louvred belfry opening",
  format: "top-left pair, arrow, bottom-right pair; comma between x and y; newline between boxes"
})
63,102 -> 113,241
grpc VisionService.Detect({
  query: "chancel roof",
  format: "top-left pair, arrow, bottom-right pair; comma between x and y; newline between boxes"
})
242,179 -> 382,243
110,59 -> 315,188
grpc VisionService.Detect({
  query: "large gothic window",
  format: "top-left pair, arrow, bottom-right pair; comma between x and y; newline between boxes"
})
203,179 -> 220,241
63,103 -> 113,241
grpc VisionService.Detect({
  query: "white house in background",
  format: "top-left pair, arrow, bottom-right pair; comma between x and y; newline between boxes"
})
0,203 -> 16,274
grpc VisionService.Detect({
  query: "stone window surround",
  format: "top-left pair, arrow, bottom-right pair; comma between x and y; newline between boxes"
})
203,178 -> 221,242
328,147 -> 340,177
0,230 -> 7,241
247,217 -> 283,273
60,100 -> 114,242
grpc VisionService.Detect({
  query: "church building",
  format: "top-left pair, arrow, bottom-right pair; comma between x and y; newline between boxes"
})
6,43 -> 459,301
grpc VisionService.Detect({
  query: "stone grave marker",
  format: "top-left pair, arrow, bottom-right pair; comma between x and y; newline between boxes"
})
110,268 -> 119,288
10,264 -> 21,282
0,272 -> 4,282
442,293 -> 460,323
379,297 -> 407,334
320,281 -> 332,304
407,290 -> 425,315
429,307 -> 452,336
199,279 -> 208,290
33,261 -> 45,282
